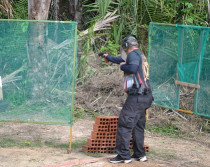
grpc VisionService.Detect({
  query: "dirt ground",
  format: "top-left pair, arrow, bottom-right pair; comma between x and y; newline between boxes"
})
0,119 -> 209,167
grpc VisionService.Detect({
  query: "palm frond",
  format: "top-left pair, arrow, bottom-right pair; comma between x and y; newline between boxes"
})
0,0 -> 13,18
80,11 -> 119,36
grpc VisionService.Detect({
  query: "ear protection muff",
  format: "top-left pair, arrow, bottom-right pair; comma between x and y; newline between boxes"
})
122,34 -> 138,48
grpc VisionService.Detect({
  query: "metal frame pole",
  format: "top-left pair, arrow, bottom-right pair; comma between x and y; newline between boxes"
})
0,76 -> 3,100
177,27 -> 184,109
193,30 -> 209,114
69,24 -> 78,153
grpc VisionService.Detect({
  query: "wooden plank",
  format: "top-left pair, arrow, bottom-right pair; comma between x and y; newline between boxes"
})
0,76 -> 3,100
175,80 -> 200,89
175,109 -> 193,115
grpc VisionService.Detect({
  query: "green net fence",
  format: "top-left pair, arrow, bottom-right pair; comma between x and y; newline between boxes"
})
148,22 -> 210,118
0,19 -> 78,125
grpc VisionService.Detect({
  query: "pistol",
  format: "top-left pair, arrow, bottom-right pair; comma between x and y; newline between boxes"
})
98,52 -> 106,57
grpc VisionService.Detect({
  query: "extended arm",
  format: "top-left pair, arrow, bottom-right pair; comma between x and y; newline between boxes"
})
106,55 -> 125,64
120,64 -> 139,74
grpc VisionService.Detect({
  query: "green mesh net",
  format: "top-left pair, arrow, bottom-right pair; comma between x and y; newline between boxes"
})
148,22 -> 210,118
0,19 -> 78,125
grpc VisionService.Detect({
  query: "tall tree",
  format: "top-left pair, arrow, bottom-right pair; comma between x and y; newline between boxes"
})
28,0 -> 51,98
207,0 -> 210,26
49,0 -> 83,29
28,0 -> 51,19
68,0 -> 83,29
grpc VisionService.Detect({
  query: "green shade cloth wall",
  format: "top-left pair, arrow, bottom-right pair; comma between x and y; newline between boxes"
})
0,19 -> 78,125
148,22 -> 210,118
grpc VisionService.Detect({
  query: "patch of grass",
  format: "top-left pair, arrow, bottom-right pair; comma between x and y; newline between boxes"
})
0,138 -> 17,147
0,138 -> 42,148
44,138 -> 87,149
73,108 -> 86,120
44,141 -> 69,149
86,152 -> 104,157
146,122 -> 181,136
73,108 -> 99,121
147,148 -> 177,161
0,122 -> 4,127
71,138 -> 87,149
201,120 -> 210,133
0,138 -> 87,150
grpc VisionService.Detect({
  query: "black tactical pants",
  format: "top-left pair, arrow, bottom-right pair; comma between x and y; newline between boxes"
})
115,92 -> 153,159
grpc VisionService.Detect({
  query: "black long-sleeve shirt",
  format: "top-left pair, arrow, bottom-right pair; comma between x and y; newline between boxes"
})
106,55 -> 139,74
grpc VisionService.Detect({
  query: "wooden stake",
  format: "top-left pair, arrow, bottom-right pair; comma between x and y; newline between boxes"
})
69,126 -> 72,153
146,109 -> 149,121
175,108 -> 193,114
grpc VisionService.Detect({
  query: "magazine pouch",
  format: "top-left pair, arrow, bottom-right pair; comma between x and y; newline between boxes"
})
123,73 -> 135,93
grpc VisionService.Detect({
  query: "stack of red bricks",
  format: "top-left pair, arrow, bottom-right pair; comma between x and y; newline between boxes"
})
82,116 -> 149,154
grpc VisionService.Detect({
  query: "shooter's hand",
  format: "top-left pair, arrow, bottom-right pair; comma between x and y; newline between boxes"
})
120,62 -> 126,67
98,52 -> 105,57
98,52 -> 109,63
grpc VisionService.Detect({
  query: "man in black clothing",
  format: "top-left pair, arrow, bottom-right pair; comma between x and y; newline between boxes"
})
103,35 -> 153,164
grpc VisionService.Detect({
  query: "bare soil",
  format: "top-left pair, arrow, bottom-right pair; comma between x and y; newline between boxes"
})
0,119 -> 209,167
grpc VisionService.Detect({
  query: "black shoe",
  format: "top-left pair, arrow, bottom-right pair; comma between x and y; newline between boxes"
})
131,154 -> 148,162
109,155 -> 132,164
131,154 -> 139,161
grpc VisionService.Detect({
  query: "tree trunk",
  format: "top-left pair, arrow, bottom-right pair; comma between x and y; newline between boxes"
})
28,0 -> 51,20
28,0 -> 51,99
68,0 -> 83,30
207,0 -> 210,26
50,0 -> 59,20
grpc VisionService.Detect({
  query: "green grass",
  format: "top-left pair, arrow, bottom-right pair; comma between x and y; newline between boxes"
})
44,141 -> 69,149
86,152 -> 104,157
71,138 -> 87,149
73,108 -> 99,121
44,138 -> 87,149
0,137 -> 87,150
0,138 -> 42,148
0,138 -> 17,147
147,148 -> 178,161
146,122 -> 182,136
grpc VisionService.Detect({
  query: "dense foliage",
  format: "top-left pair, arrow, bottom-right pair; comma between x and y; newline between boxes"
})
82,0 -> 209,50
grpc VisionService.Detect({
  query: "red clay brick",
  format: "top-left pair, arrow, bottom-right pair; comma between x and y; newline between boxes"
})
82,145 -> 115,153
91,131 -> 116,139
95,119 -> 110,125
110,116 -> 119,125
83,145 -> 149,153
83,116 -> 149,154
95,116 -> 119,125
87,138 -> 116,147
93,124 -> 109,132
95,116 -> 110,123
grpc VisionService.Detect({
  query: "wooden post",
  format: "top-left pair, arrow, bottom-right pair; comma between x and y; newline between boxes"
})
146,109 -> 149,121
0,76 -> 3,100
69,126 -> 72,153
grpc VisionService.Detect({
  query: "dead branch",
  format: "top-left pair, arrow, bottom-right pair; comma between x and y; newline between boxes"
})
2,65 -> 25,86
